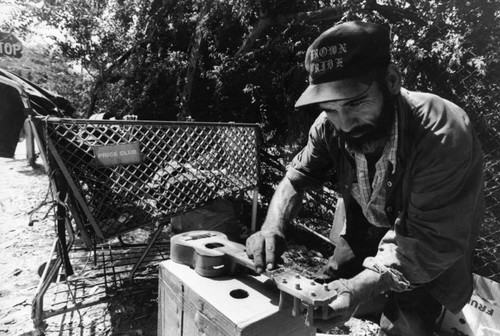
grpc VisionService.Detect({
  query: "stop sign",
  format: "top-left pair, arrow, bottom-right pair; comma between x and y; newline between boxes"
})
0,32 -> 23,58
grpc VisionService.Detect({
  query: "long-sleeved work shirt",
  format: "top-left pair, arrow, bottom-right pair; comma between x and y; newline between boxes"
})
286,88 -> 485,313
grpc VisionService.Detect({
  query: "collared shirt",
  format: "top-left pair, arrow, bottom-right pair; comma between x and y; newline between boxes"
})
349,114 -> 398,228
286,89 -> 485,313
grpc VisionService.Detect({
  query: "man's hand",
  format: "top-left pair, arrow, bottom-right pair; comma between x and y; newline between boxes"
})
246,177 -> 301,273
312,269 -> 390,331
312,279 -> 360,331
245,230 -> 286,273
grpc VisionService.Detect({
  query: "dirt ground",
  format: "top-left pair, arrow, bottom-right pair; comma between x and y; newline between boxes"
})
0,142 -> 54,336
0,140 -> 166,336
0,141 -> 380,336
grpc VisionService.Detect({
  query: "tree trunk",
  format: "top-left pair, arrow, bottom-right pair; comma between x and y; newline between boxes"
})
178,1 -> 212,121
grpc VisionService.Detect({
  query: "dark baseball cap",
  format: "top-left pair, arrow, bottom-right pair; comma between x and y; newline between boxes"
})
295,21 -> 391,107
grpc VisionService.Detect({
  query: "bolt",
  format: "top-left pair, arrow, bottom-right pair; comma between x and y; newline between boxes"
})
295,283 -> 301,290
311,292 -> 316,297
282,278 -> 287,284
324,285 -> 329,291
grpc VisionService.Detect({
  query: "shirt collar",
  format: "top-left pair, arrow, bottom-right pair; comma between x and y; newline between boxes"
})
345,112 -> 399,174
386,113 -> 398,174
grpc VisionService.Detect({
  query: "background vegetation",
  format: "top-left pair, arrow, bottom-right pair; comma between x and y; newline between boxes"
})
1,0 -> 499,275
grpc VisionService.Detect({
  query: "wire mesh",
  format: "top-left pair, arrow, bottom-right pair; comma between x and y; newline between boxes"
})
34,118 -> 260,243
469,112 -> 500,284
41,240 -> 169,336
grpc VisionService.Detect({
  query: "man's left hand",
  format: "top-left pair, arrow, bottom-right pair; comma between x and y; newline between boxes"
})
311,269 -> 392,331
312,279 -> 360,331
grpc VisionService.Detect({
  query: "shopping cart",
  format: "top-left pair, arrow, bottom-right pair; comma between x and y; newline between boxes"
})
28,116 -> 260,331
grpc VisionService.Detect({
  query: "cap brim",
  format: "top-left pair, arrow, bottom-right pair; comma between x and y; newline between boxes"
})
294,75 -> 375,108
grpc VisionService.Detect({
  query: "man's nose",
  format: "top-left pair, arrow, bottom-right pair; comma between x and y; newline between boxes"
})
337,109 -> 358,133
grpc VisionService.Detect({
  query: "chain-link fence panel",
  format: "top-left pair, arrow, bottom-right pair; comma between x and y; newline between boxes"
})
468,103 -> 500,284
33,118 -> 260,244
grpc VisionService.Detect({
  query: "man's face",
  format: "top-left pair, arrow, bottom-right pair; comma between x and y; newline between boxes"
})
318,80 -> 395,153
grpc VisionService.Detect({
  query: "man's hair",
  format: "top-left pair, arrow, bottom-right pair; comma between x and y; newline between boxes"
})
374,65 -> 390,91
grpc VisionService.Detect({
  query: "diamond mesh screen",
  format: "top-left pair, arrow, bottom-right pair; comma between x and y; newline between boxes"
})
34,118 -> 259,242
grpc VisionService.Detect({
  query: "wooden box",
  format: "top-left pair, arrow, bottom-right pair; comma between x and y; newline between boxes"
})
158,260 -> 316,336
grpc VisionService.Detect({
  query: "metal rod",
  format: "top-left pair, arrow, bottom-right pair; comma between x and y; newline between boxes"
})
128,221 -> 167,284
32,239 -> 61,330
32,115 -> 260,128
305,304 -> 314,326
292,297 -> 301,317
251,188 -> 258,232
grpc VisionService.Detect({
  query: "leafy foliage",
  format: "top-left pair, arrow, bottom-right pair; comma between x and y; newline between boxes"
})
2,0 -> 499,229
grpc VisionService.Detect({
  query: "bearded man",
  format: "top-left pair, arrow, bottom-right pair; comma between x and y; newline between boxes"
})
246,21 -> 484,336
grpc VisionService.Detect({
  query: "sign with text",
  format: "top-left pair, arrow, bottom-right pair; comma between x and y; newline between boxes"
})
93,142 -> 142,167
0,32 -> 23,58
441,274 -> 500,336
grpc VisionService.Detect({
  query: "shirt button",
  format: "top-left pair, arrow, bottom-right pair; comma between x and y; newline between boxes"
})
387,181 -> 393,187
386,207 -> 393,213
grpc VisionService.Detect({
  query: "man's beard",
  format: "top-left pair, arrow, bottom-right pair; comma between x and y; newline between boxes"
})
339,93 -> 396,154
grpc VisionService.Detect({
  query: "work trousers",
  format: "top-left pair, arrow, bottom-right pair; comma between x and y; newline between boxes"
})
377,288 -> 443,336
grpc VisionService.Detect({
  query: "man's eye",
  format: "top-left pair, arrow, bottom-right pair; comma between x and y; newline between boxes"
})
348,100 -> 363,107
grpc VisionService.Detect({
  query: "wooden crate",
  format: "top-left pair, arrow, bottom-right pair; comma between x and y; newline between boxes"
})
158,260 -> 316,336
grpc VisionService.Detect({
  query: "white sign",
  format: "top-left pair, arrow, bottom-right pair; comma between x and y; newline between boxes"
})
93,142 -> 142,167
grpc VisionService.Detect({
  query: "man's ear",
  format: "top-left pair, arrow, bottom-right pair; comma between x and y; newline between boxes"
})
385,63 -> 401,95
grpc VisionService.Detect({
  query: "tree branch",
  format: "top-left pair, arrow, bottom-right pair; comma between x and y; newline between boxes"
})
235,6 -> 341,57
292,6 -> 341,22
364,0 -> 426,26
260,149 -> 287,173
86,39 -> 150,117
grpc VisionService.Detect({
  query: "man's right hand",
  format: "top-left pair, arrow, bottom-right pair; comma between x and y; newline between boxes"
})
245,230 -> 286,273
